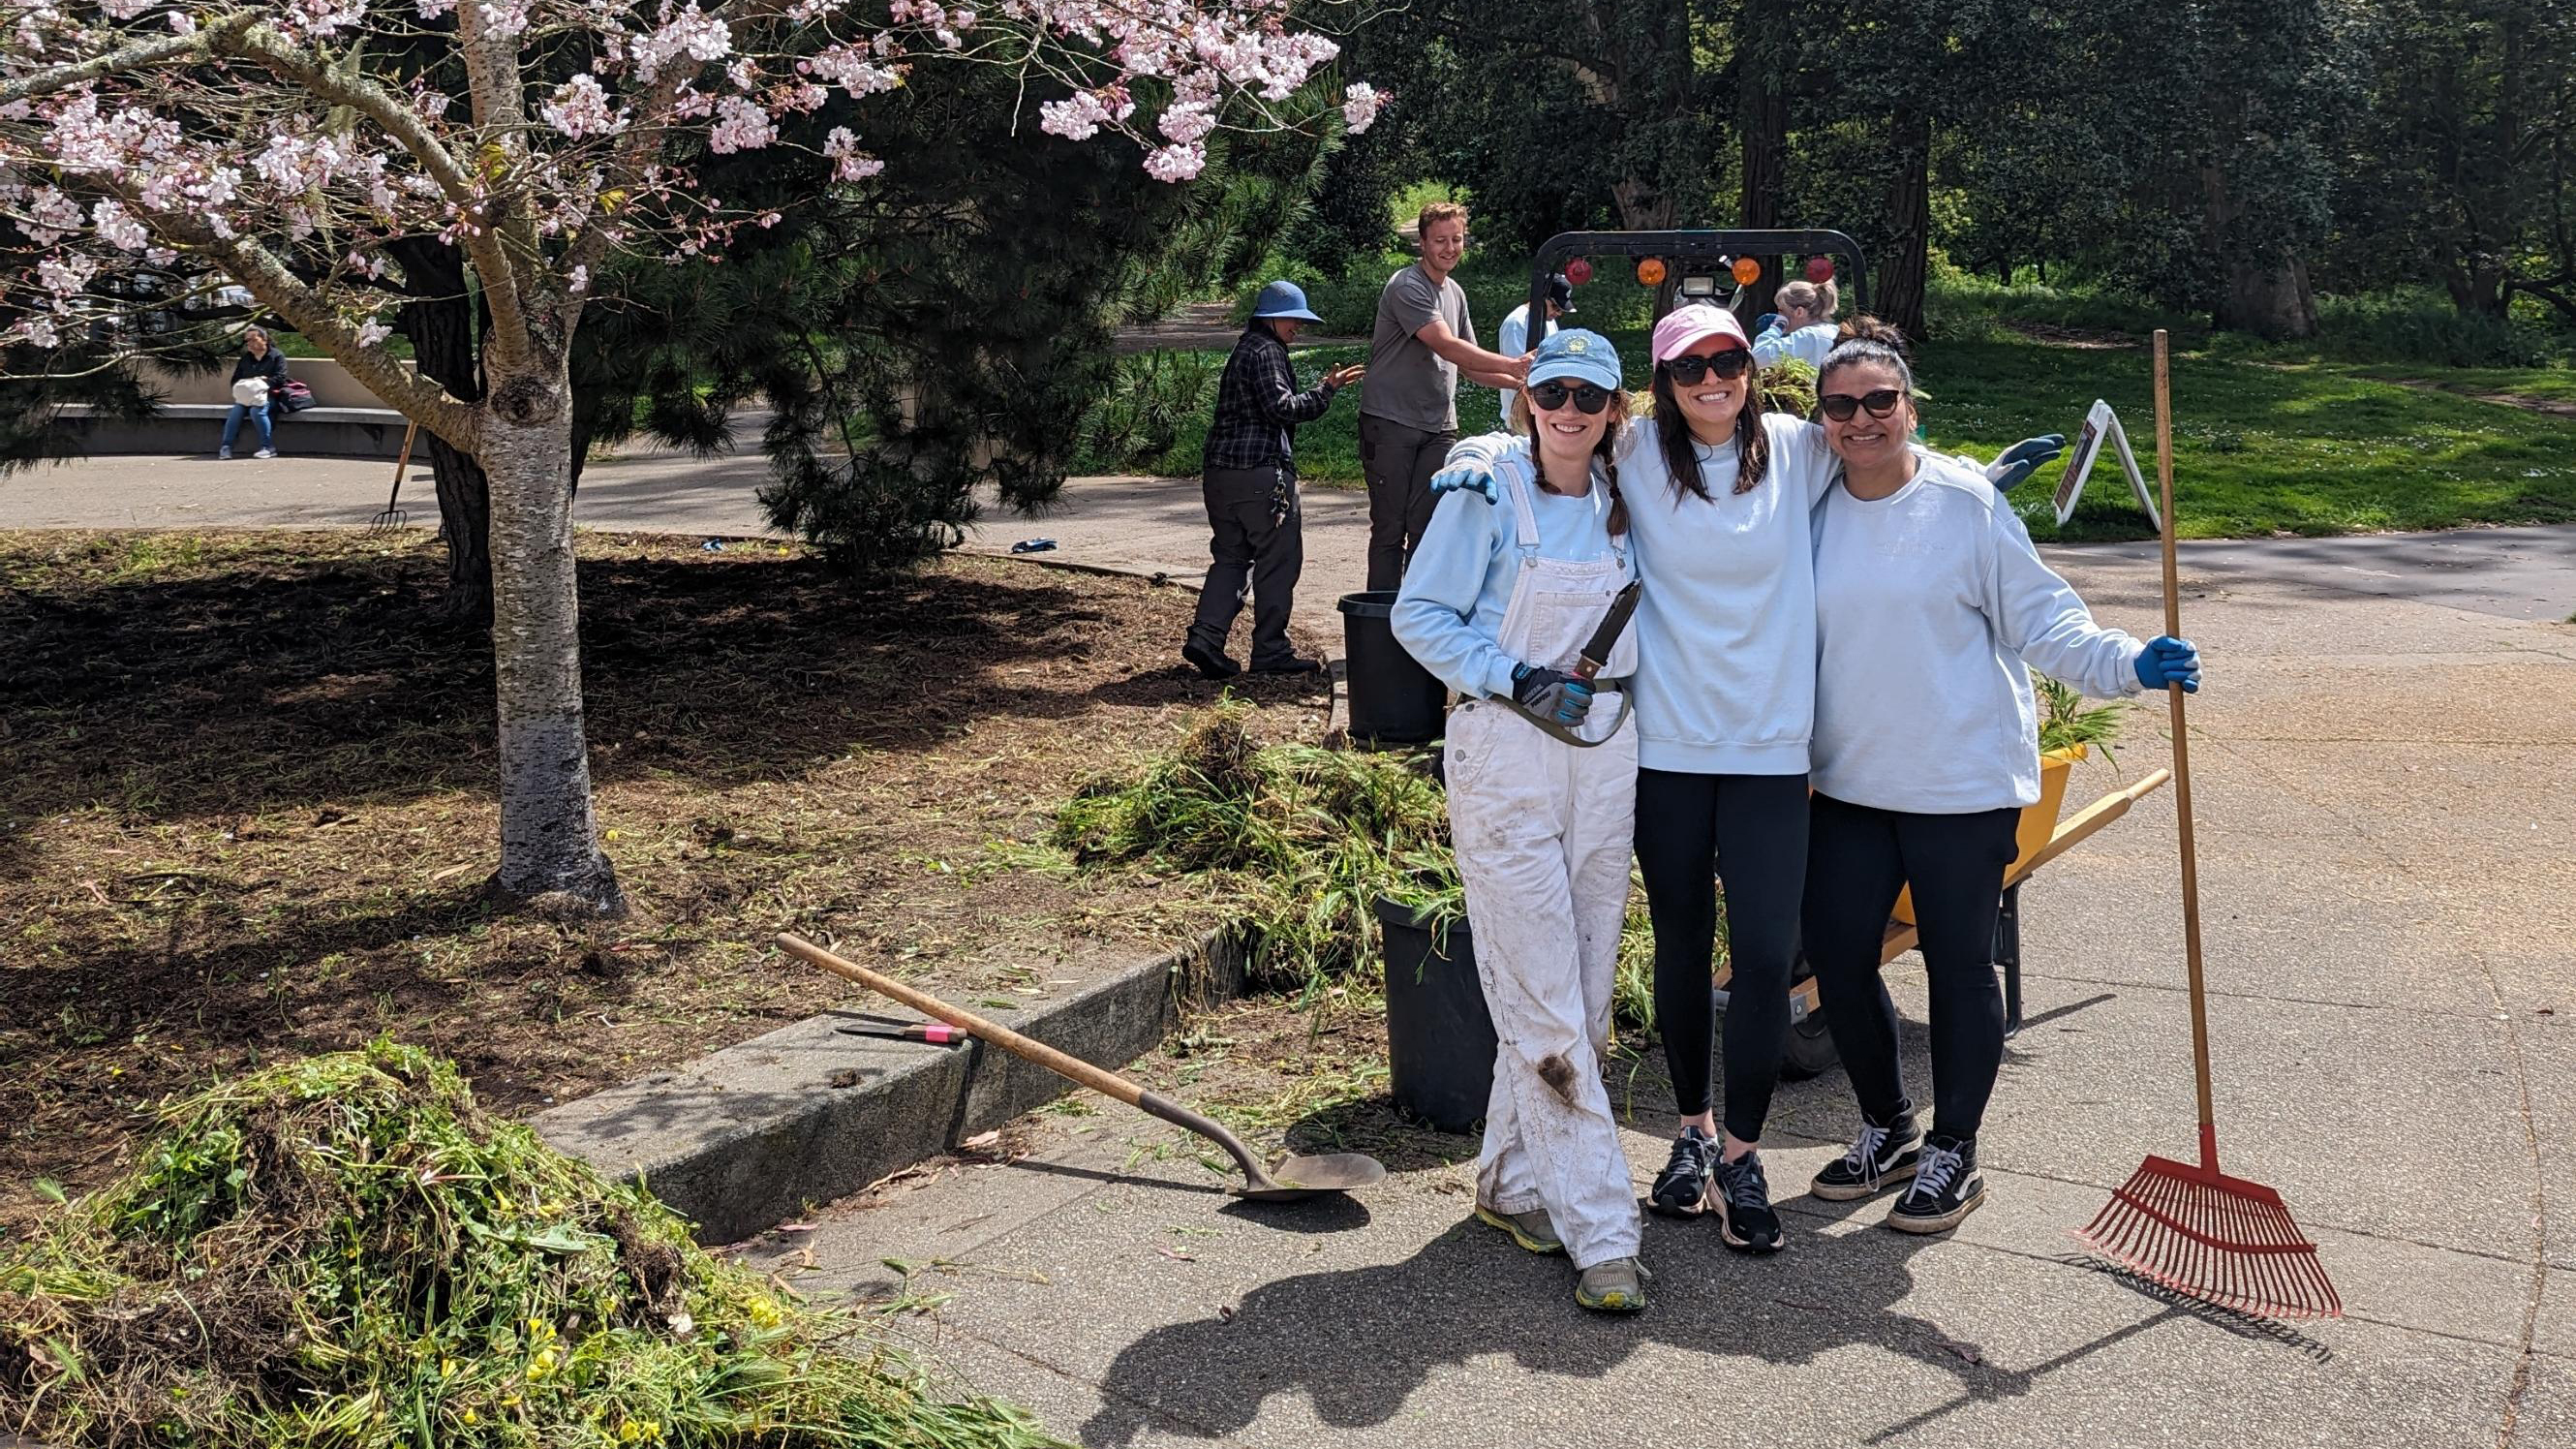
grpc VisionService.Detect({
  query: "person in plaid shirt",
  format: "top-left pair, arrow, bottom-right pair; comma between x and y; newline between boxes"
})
1182,279 -> 1365,678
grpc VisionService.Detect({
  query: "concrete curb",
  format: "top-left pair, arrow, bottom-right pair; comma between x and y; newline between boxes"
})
535,929 -> 1249,1246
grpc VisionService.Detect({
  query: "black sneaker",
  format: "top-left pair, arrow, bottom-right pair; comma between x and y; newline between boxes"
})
1710,1151 -> 1784,1253
1809,1113 -> 1922,1202
1648,1126 -> 1717,1217
1181,641 -> 1240,679
1249,654 -> 1323,675
1886,1134 -> 1984,1234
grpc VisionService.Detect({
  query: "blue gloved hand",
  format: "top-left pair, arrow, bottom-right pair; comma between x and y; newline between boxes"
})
1984,433 -> 2068,492
1429,459 -> 1499,505
1512,663 -> 1595,725
1755,312 -> 1783,337
2134,635 -> 2201,694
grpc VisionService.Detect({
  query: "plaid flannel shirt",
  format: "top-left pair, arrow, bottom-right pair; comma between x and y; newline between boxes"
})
1201,324 -> 1337,474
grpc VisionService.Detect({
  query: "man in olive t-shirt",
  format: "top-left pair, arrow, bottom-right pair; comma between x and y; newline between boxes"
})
1358,201 -> 1530,590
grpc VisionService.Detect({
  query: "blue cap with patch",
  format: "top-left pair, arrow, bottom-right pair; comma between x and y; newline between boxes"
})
1526,327 -> 1622,393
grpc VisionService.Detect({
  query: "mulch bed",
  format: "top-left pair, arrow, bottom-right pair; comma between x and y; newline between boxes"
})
0,529 -> 1332,1231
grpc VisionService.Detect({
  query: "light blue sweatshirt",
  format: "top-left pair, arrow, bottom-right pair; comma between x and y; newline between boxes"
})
1443,414 -> 1838,774
1391,446 -> 1626,700
1811,448 -> 2146,813
1754,322 -> 1835,371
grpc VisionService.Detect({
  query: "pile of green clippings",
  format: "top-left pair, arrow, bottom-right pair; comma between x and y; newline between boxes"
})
1053,700 -> 1455,991
0,1040 -> 1059,1449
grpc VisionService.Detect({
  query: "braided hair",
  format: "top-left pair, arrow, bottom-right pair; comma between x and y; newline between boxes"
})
1507,388 -> 1632,537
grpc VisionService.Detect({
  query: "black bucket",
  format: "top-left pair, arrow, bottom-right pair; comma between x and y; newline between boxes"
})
1375,895 -> 1497,1133
1336,592 -> 1449,747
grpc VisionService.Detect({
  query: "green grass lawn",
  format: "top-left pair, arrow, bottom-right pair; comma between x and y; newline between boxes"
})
1101,329 -> 2576,540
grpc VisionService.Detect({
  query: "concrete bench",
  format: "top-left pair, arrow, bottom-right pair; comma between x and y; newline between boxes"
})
54,401 -> 413,460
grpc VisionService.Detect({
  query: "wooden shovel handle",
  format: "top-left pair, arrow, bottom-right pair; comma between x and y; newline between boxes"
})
776,932 -> 1146,1108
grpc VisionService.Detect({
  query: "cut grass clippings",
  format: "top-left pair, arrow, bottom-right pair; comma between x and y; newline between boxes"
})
0,1039 -> 1062,1448
0,531 -> 1332,1230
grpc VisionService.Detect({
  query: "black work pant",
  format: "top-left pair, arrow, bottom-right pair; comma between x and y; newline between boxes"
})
1187,463 -> 1303,668
1358,414 -> 1454,590
1634,768 -> 1810,1141
1801,792 -> 2022,1143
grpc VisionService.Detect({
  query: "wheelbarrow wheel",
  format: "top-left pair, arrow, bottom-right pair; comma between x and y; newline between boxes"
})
1780,1008 -> 1839,1081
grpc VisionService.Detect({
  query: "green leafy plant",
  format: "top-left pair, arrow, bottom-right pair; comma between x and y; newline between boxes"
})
2036,674 -> 2132,760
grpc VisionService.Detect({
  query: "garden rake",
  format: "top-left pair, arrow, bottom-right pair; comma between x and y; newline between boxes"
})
370,421 -> 418,532
2073,331 -> 2341,1321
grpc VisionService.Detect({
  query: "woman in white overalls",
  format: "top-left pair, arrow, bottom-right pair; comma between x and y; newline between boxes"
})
1391,328 -> 1649,1314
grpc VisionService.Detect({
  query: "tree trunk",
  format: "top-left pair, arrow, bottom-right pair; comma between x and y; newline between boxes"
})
2200,160 -> 2319,339
1736,16 -> 1789,321
481,363 -> 624,915
1879,108 -> 1932,337
389,239 -> 495,621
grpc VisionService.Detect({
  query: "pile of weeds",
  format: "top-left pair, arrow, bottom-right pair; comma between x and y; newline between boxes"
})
1054,701 -> 1454,992
2037,675 -> 2133,760
0,1040 -> 1058,1449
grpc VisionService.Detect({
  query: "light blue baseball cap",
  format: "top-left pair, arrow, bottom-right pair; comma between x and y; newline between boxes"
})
1527,327 -> 1622,392
1250,280 -> 1323,323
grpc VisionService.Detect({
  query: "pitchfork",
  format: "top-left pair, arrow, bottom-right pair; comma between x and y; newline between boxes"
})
2072,331 -> 2341,1321
370,421 -> 418,533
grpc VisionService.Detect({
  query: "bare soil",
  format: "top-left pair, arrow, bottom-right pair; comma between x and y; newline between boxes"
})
0,530 -> 1332,1230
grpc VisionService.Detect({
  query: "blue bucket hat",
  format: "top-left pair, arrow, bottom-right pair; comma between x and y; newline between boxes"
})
1250,279 -> 1324,323
1526,327 -> 1622,393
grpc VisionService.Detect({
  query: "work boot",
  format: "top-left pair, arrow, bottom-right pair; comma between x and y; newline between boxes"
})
1810,1112 -> 1922,1202
1648,1126 -> 1716,1217
1575,1256 -> 1650,1313
1181,641 -> 1240,679
1472,1201 -> 1563,1255
1249,654 -> 1322,675
1886,1134 -> 1985,1234
1710,1150 -> 1784,1254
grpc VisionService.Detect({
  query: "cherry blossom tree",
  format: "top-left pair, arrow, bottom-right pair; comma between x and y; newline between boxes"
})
0,0 -> 1377,915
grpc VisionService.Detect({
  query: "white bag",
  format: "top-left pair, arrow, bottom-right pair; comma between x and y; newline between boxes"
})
231,378 -> 270,408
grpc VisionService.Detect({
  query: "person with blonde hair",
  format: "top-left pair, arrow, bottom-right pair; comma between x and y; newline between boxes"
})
1753,276 -> 1841,371
1359,200 -> 1531,589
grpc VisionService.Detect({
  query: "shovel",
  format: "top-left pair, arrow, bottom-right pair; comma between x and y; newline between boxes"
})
776,933 -> 1386,1203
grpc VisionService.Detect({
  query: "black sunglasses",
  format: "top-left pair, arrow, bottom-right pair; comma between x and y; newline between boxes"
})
1818,388 -> 1907,421
1528,380 -> 1613,415
1661,351 -> 1752,384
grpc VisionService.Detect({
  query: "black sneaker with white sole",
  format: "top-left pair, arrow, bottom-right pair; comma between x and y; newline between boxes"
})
1648,1126 -> 1717,1217
1885,1134 -> 1984,1234
1809,1113 -> 1922,1202
1710,1150 -> 1784,1253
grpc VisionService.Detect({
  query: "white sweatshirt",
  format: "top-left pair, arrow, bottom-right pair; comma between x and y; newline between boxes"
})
1810,449 -> 2146,813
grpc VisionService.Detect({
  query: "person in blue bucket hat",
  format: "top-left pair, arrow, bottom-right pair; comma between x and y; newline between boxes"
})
1390,327 -> 1652,1312
1181,279 -> 1365,679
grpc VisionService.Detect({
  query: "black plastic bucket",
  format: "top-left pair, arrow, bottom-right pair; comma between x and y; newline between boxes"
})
1336,591 -> 1449,747
1375,895 -> 1497,1133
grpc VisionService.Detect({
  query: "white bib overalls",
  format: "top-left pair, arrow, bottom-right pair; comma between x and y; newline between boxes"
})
1444,466 -> 1642,1270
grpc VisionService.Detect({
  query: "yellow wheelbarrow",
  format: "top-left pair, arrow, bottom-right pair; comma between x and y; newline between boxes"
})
1712,758 -> 2173,1080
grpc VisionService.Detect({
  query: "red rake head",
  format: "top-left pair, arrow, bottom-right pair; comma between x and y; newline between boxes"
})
2073,1154 -> 2342,1321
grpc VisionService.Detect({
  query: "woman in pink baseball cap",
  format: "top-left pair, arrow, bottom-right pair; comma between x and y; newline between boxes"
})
1428,302 -> 2065,1261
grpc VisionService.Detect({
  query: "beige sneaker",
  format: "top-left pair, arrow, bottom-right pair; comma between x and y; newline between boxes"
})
1473,1202 -> 1563,1255
1575,1256 -> 1650,1313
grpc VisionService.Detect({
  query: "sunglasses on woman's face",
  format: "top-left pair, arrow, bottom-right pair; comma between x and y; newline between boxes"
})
1818,388 -> 1906,421
1661,350 -> 1752,385
1528,380 -> 1613,415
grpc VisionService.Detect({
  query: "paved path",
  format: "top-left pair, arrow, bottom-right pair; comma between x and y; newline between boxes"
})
9,446 -> 2576,1445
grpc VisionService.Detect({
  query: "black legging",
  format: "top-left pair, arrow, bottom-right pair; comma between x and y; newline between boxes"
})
1634,768 -> 1809,1141
1801,792 -> 2021,1142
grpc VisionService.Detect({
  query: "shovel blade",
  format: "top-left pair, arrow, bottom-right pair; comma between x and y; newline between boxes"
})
1230,1152 -> 1386,1202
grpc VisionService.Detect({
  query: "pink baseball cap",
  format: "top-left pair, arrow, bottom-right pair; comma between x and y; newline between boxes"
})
1650,304 -> 1749,364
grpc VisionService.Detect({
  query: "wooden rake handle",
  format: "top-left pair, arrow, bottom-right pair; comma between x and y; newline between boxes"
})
2151,330 -> 2221,1163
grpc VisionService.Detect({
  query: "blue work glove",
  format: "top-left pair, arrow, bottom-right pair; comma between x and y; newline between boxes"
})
1755,312 -> 1783,337
2133,635 -> 2201,694
1511,663 -> 1595,725
1429,458 -> 1499,505
1984,434 -> 2067,492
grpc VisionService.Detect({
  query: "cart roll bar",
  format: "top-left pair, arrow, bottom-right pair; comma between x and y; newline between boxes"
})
1527,229 -> 1871,338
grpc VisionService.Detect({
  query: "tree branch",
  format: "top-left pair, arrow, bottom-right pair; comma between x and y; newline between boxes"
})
0,12 -> 259,108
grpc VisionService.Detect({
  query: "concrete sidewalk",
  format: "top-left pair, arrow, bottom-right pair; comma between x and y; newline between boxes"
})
726,542 -> 2576,1448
